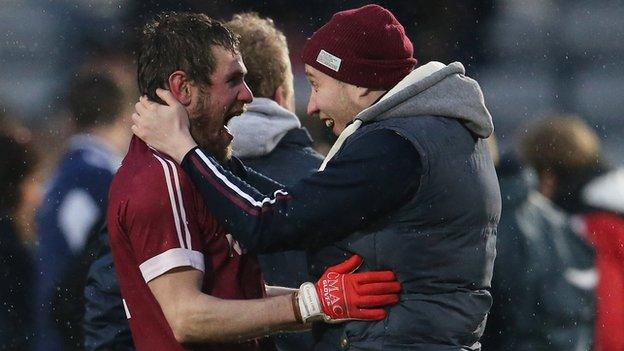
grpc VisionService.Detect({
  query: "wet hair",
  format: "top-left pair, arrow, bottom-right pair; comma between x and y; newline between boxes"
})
67,73 -> 124,130
137,12 -> 239,101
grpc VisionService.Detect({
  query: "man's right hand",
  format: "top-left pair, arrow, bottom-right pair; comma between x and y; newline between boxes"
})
294,255 -> 401,323
133,88 -> 198,163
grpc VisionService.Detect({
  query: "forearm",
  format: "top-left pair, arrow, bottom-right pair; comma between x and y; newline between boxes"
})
182,151 -> 417,253
180,130 -> 421,253
175,293 -> 300,343
151,256 -> 399,345
265,285 -> 298,297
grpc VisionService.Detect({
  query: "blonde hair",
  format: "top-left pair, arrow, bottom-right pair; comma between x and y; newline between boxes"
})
226,13 -> 292,99
518,114 -> 601,175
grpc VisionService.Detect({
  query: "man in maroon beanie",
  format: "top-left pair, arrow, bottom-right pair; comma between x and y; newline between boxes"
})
133,5 -> 501,350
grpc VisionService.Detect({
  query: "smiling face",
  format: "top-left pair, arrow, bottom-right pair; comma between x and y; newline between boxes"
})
188,45 -> 253,162
305,64 -> 362,136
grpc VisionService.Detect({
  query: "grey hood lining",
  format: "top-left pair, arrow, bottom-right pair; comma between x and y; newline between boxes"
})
356,61 -> 494,138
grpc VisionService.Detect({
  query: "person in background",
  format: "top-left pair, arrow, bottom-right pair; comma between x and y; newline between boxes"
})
0,128 -> 37,350
34,73 -> 131,351
520,115 -> 624,351
488,114 -> 596,350
82,53 -> 138,351
225,12 -> 323,351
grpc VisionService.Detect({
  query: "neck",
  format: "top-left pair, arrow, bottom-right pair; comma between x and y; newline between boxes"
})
358,90 -> 387,112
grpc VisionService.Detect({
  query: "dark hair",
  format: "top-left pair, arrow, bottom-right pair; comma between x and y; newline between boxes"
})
67,73 -> 124,130
0,132 -> 35,212
137,12 -> 239,101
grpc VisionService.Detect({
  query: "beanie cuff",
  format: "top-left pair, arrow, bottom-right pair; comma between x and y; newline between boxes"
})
302,45 -> 417,89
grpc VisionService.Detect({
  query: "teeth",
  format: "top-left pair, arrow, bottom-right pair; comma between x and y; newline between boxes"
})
325,119 -> 334,128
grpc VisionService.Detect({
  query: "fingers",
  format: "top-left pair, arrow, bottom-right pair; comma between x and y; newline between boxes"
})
135,99 -> 150,117
352,308 -> 387,321
139,95 -> 153,110
327,255 -> 363,274
356,294 -> 399,308
131,112 -> 142,137
356,281 -> 401,295
131,124 -> 140,137
156,88 -> 178,106
352,271 -> 396,284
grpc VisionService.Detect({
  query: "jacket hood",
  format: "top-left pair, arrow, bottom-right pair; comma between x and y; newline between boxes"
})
318,61 -> 494,171
582,168 -> 624,214
357,61 -> 494,138
228,97 -> 301,158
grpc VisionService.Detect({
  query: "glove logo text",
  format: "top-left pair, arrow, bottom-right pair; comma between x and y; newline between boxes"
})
322,272 -> 344,316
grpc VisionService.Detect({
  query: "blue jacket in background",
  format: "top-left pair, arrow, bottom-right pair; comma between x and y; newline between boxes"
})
35,134 -> 121,351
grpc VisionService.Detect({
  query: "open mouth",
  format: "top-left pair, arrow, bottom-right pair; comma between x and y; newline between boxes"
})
323,118 -> 335,128
219,125 -> 233,142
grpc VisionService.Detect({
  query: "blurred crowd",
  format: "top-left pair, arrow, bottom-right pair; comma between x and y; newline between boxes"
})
0,1 -> 623,350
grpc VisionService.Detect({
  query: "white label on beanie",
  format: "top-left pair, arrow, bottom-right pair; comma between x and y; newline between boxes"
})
317,50 -> 341,72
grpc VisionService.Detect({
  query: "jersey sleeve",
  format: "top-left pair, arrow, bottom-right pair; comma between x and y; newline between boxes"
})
124,155 -> 205,283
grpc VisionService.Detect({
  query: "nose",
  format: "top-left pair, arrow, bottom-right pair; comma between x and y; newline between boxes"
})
307,91 -> 319,116
239,81 -> 253,103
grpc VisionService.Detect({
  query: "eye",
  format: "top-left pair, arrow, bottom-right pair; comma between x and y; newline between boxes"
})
227,74 -> 244,86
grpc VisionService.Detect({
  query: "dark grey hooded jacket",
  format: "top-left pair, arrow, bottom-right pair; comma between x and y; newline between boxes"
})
311,61 -> 501,351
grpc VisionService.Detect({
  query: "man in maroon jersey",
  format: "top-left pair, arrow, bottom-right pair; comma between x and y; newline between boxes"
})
107,12 -> 401,351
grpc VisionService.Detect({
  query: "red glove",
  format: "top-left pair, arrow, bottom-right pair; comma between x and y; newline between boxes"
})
294,255 -> 401,323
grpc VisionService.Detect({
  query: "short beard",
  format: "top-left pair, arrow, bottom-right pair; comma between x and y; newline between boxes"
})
188,88 -> 232,164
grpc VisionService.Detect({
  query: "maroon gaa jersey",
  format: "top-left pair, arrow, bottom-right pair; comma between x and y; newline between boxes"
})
107,136 -> 269,351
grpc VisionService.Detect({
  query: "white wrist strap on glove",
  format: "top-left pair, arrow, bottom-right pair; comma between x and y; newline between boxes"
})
295,282 -> 327,323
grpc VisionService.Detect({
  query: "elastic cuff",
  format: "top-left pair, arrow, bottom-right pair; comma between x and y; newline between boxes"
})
292,291 -> 303,323
181,146 -> 201,166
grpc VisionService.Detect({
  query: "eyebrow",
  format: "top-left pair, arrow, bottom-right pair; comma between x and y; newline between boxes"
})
225,68 -> 246,81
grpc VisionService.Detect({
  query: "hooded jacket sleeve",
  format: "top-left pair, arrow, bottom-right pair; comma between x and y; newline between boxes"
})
180,129 -> 422,253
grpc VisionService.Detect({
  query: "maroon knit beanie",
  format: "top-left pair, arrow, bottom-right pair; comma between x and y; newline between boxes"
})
301,4 -> 417,89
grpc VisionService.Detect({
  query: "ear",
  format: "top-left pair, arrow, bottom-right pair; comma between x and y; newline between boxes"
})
272,85 -> 286,107
355,86 -> 379,99
167,71 -> 192,106
272,83 -> 296,113
347,85 -> 385,109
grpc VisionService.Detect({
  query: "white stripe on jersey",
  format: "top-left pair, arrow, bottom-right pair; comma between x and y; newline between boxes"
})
153,154 -> 186,249
164,158 -> 193,250
122,298 -> 131,319
195,149 -> 289,208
